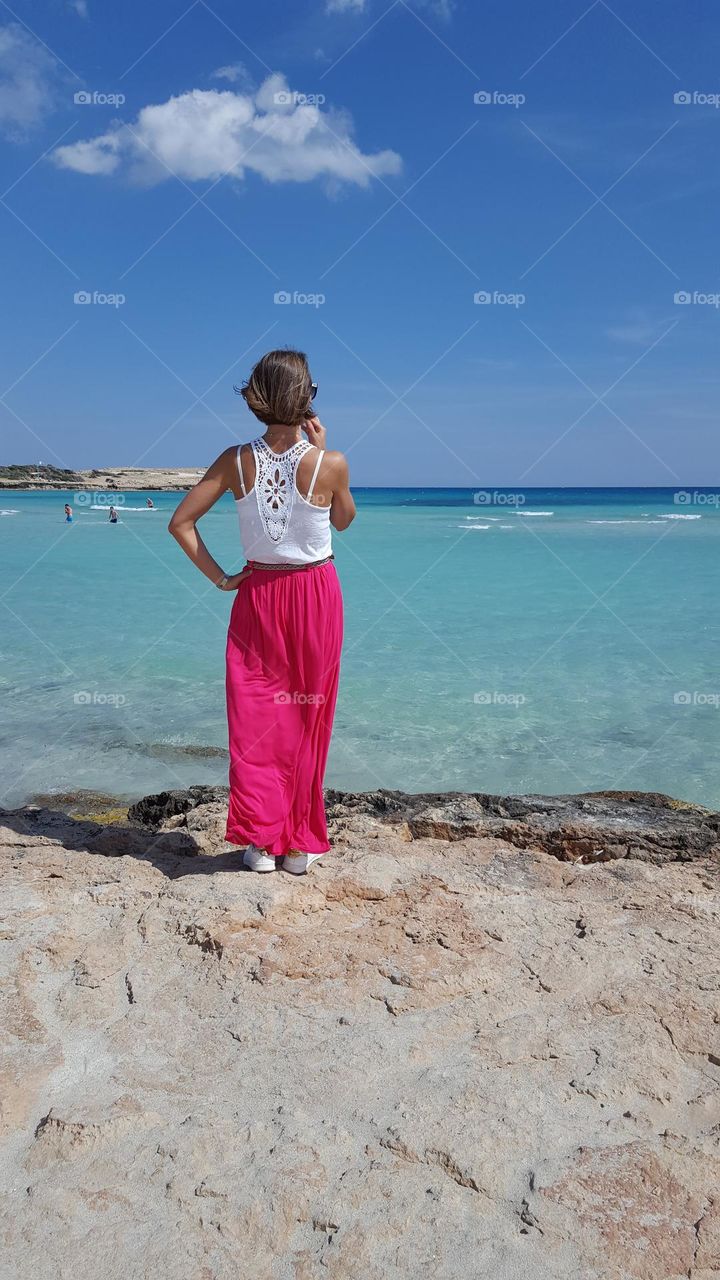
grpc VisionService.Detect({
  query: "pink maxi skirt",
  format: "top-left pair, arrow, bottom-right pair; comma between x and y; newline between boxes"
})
225,561 -> 343,857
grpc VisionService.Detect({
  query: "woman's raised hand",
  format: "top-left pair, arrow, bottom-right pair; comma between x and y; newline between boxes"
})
302,415 -> 327,450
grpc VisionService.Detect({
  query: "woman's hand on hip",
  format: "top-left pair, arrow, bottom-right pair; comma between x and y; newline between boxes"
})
219,565 -> 253,590
302,415 -> 327,450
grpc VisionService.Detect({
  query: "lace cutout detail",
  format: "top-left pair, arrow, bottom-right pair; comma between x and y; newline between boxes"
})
252,438 -> 312,544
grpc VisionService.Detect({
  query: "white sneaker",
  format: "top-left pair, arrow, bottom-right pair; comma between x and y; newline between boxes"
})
282,852 -> 324,875
243,845 -> 277,873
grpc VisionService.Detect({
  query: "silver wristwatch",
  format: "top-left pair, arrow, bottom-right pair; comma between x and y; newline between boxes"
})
216,573 -> 230,589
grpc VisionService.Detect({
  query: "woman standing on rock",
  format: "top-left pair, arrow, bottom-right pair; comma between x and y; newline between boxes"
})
168,348 -> 355,875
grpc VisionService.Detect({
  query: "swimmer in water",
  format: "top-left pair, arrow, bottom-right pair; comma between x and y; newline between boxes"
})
146,498 -> 154,508
64,504 -> 73,523
109,506 -> 118,523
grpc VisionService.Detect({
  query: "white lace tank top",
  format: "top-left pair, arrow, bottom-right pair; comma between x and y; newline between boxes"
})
235,438 -> 333,565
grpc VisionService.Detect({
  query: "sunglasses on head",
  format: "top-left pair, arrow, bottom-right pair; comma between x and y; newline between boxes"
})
233,381 -> 318,401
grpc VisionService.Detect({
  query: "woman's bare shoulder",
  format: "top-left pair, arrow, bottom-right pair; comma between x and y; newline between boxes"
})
322,450 -> 348,471
322,450 -> 349,474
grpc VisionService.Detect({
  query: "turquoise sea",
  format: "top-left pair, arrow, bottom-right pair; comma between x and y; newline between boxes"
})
1,487 -> 718,810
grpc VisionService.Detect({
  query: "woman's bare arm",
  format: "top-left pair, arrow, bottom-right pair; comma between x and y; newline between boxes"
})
168,447 -> 250,590
327,454 -> 356,531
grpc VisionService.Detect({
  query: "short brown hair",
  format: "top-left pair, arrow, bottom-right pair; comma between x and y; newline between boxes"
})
236,348 -> 313,427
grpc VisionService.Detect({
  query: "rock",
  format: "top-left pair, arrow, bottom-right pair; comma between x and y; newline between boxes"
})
328,787 -> 720,865
0,788 -> 719,1279
0,465 -> 206,491
128,785 -> 229,828
133,784 -> 720,866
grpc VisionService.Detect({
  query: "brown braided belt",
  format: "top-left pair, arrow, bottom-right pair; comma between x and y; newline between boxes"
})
246,554 -> 335,572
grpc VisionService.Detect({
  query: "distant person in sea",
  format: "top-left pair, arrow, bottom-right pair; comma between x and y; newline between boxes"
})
64,504 -> 73,523
146,498 -> 154,508
109,506 -> 118,523
169,348 -> 355,876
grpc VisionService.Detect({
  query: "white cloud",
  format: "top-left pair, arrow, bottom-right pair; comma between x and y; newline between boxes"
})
326,0 -> 452,13
0,24 -> 59,137
52,73 -> 401,188
69,0 -> 89,16
607,308 -> 674,346
211,61 -> 251,87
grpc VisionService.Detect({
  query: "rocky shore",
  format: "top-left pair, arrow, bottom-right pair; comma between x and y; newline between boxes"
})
2,785 -> 719,1279
0,464 -> 205,491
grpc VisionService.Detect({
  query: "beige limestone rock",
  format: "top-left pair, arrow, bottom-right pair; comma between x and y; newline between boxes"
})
1,792 -> 719,1279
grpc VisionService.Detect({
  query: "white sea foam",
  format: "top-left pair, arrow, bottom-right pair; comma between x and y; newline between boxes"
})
512,510 -> 554,516
658,513 -> 702,520
588,519 -> 665,525
0,509 -> 19,516
457,524 -> 490,530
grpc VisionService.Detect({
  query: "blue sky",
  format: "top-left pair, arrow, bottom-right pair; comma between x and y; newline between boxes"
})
0,0 -> 718,485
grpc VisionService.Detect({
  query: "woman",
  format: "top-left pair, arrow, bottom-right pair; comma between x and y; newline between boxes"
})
168,349 -> 355,875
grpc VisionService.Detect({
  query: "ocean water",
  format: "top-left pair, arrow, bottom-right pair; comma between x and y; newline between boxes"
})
1,487 -> 719,810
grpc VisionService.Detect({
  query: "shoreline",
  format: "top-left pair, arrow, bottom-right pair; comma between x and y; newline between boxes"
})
15,783 -> 720,866
0,466 -> 205,492
4,472 -> 720,493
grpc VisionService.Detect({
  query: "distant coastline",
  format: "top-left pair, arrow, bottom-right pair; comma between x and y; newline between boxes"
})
2,467 -> 718,493
0,464 -> 205,492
